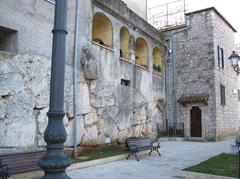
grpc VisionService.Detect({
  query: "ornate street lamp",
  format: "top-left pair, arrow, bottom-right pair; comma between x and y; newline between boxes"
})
229,51 -> 240,75
38,0 -> 71,178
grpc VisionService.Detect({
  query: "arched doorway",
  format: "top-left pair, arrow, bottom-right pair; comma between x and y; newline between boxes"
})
190,107 -> 202,137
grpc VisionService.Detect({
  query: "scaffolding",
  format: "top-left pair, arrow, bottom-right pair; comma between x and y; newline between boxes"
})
148,0 -> 186,30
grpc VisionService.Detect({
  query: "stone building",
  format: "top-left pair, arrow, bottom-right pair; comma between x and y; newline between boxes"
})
0,0 -> 166,148
163,7 -> 239,140
0,1 -> 239,150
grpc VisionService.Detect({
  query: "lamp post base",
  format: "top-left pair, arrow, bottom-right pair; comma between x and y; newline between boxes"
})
38,112 -> 71,179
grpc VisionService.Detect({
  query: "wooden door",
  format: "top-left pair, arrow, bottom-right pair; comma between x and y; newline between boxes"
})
190,107 -> 202,137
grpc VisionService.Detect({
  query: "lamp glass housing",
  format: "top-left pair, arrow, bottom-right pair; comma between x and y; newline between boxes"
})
231,56 -> 239,68
229,51 -> 240,68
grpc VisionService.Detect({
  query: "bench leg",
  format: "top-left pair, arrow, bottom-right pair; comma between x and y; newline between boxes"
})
156,149 -> 161,156
134,153 -> 140,161
127,153 -> 132,160
149,149 -> 161,156
0,172 -> 9,179
127,152 -> 140,161
149,149 -> 153,155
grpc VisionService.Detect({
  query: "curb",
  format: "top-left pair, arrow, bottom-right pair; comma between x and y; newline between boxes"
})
68,153 -> 128,171
175,171 -> 237,179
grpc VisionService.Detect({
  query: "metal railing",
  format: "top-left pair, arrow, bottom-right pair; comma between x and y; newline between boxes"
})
157,122 -> 184,137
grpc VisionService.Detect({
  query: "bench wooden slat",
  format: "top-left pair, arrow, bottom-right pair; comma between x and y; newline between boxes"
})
0,150 -> 46,175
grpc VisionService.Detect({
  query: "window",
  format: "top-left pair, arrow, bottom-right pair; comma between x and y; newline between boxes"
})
217,46 -> 224,68
152,47 -> 162,73
121,79 -> 130,86
0,26 -> 17,53
135,38 -> 148,68
220,84 -> 226,105
92,13 -> 113,48
120,27 -> 130,59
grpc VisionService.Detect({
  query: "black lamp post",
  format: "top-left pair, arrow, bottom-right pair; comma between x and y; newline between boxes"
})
229,51 -> 240,75
38,0 -> 71,178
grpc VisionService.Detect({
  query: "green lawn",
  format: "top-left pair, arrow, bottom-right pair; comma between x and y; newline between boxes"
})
184,153 -> 238,178
70,145 -> 128,163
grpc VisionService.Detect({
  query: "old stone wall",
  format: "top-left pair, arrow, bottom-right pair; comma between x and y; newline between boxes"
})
213,12 -> 239,138
0,52 -> 50,147
0,0 -> 54,56
164,10 -> 217,140
164,8 -> 239,140
0,0 -> 165,149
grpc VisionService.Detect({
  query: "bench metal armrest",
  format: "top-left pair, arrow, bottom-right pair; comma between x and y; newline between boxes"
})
152,142 -> 161,148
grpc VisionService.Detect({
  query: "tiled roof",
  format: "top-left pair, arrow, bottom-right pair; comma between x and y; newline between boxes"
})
178,94 -> 209,106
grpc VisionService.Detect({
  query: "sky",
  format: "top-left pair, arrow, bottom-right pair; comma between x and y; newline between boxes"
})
148,0 -> 240,44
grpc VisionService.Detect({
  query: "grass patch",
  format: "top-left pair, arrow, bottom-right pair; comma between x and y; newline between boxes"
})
70,145 -> 128,163
184,153 -> 238,178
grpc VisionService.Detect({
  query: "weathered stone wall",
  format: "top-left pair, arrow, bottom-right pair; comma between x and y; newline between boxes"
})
213,12 -> 239,138
0,0 -> 165,149
0,0 -> 54,56
0,52 -> 51,147
164,8 -> 239,140
164,9 -> 217,140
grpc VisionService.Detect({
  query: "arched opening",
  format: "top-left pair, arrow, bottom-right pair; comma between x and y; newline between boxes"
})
190,107 -> 202,137
135,38 -> 148,67
92,13 -> 113,48
153,47 -> 162,73
120,27 -> 130,59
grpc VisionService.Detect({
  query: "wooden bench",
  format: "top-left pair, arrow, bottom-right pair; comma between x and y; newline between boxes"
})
126,137 -> 161,161
0,150 -> 46,176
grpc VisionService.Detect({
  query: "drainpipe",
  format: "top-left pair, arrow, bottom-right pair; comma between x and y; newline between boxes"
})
164,47 -> 169,136
172,33 -> 177,138
73,0 -> 80,157
169,14 -> 193,138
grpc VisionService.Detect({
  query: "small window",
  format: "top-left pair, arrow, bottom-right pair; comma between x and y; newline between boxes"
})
0,26 -> 17,53
220,84 -> 226,105
217,46 -> 224,68
121,79 -> 130,86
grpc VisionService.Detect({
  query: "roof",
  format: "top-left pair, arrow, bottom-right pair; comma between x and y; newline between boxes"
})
178,94 -> 209,106
185,7 -> 237,32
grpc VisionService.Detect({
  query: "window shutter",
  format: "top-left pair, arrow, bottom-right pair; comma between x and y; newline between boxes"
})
220,84 -> 226,105
221,48 -> 224,68
217,46 -> 220,67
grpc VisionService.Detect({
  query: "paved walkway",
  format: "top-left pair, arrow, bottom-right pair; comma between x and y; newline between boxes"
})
68,139 -> 235,179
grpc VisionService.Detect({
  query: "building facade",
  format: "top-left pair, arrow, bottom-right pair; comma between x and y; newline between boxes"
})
0,1 -> 239,150
163,7 -> 239,140
0,0 -> 166,148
